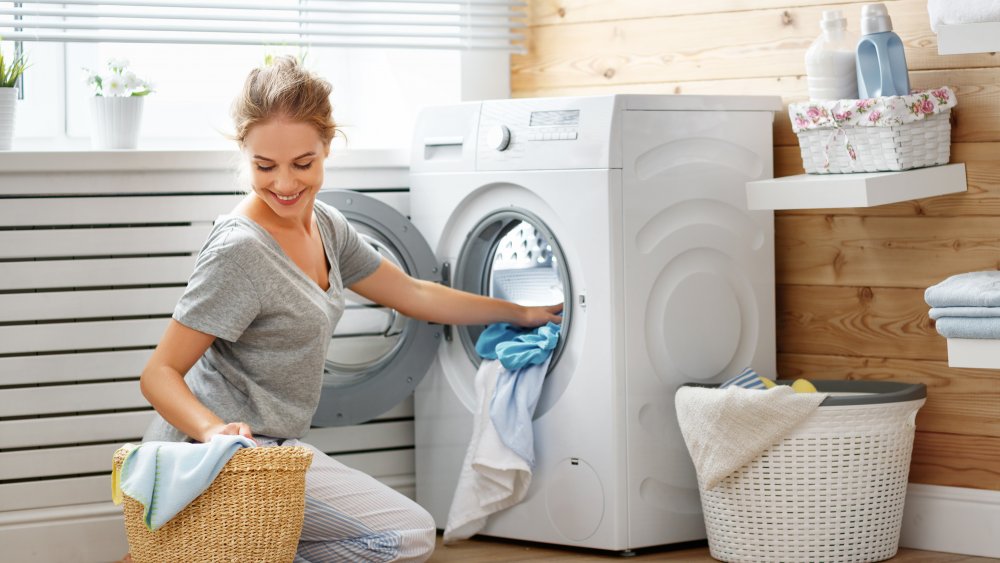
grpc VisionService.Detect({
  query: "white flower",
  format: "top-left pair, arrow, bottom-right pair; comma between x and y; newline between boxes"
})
84,71 -> 99,87
108,58 -> 129,70
123,71 -> 141,91
104,74 -> 128,96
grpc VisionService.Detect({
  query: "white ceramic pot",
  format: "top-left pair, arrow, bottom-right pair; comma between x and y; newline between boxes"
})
0,87 -> 18,150
90,95 -> 145,149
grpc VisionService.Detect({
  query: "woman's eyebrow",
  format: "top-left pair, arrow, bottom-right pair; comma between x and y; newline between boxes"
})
252,152 -> 316,162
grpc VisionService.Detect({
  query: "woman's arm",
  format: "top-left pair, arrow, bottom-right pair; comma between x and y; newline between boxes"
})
139,319 -> 254,442
349,260 -> 563,327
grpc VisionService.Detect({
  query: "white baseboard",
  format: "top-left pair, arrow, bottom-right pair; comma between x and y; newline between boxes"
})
900,483 -> 1000,558
0,503 -> 128,563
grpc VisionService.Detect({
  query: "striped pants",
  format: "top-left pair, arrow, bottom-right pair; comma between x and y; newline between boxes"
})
259,438 -> 436,563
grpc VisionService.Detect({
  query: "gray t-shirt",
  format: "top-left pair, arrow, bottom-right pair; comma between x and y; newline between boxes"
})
143,200 -> 382,442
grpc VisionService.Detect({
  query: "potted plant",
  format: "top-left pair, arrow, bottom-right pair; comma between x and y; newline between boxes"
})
85,59 -> 153,149
0,48 -> 28,150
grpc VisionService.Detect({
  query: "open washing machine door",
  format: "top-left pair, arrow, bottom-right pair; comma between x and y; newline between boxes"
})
312,189 -> 441,427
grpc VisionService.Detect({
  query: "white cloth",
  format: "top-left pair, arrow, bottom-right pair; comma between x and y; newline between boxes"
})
928,0 -> 1000,32
444,360 -> 531,544
675,386 -> 827,490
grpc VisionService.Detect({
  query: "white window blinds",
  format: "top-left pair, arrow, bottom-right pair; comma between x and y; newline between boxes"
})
0,0 -> 526,51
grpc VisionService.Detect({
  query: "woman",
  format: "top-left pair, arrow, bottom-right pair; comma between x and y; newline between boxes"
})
138,56 -> 562,562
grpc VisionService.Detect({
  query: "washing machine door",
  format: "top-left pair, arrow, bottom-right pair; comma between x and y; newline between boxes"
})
312,189 -> 441,426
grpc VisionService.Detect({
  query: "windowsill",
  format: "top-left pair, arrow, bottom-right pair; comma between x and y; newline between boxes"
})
0,146 -> 410,173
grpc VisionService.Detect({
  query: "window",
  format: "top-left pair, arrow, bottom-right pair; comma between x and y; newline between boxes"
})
1,1 -> 522,150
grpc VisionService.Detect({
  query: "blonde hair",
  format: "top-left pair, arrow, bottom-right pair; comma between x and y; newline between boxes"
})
230,55 -> 337,148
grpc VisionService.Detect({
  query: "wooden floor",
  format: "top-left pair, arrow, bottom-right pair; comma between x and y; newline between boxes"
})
428,535 -> 999,562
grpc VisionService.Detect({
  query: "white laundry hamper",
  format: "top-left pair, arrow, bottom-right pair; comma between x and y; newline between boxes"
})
688,380 -> 926,563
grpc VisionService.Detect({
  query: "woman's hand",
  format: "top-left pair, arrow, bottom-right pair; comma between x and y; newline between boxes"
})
200,421 -> 256,444
518,303 -> 564,328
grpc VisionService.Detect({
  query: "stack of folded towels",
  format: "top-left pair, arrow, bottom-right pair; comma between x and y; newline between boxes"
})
924,271 -> 1000,339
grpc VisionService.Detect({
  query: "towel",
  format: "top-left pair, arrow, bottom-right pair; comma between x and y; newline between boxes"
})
719,366 -> 766,389
929,306 -> 1000,320
477,321 -> 561,371
675,386 -> 826,490
113,435 -> 256,531
932,316 -> 1000,339
928,0 -> 1000,32
444,360 -> 532,543
489,356 -> 552,467
925,271 -> 1000,308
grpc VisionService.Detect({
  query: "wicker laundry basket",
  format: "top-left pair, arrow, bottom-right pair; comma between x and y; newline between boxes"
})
687,380 -> 926,563
789,87 -> 956,174
112,445 -> 313,563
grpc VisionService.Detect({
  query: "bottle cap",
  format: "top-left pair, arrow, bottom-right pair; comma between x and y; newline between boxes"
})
820,10 -> 847,32
860,3 -> 893,35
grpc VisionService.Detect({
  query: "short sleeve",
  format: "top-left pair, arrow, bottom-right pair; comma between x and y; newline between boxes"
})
332,209 -> 383,287
172,250 -> 260,342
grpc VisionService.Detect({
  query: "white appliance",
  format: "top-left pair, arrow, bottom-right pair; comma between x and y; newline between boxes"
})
313,94 -> 781,552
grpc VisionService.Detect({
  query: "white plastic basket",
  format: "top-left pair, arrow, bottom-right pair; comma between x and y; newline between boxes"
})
695,381 -> 926,563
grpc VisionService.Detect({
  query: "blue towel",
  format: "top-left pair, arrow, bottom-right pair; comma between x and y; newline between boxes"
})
929,306 -> 1000,320
489,356 -> 552,467
476,321 -> 561,466
933,317 -> 1000,339
925,271 -> 1000,308
114,435 -> 255,531
719,367 -> 765,389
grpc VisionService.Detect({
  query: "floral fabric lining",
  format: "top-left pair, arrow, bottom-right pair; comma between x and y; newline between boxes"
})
789,87 -> 956,133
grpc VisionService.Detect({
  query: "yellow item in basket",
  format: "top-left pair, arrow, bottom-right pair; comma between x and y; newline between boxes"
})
760,377 -> 777,389
792,379 -> 818,393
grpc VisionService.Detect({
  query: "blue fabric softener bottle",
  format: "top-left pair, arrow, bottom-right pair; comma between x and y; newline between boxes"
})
856,3 -> 910,98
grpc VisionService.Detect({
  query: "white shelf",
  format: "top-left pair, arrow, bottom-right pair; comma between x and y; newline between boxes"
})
938,22 -> 1000,55
947,338 -> 1000,369
745,163 -> 967,210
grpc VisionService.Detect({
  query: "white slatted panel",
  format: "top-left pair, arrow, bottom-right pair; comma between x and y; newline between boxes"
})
0,287 -> 183,322
0,256 -> 198,290
0,349 -> 151,385
0,225 -> 212,259
0,180 -> 419,555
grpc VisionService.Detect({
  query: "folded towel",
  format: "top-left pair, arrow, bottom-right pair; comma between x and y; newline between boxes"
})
925,271 -> 1000,308
489,356 -> 551,467
719,367 -> 766,389
675,386 -> 826,490
929,306 -> 1000,320
928,0 -> 1000,32
933,316 -> 1000,339
444,360 -> 531,544
113,435 -> 256,531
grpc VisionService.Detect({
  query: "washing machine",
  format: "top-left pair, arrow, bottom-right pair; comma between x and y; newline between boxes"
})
312,94 -> 781,552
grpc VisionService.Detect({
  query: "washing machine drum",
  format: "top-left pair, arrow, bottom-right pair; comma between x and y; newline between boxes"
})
312,190 -> 440,427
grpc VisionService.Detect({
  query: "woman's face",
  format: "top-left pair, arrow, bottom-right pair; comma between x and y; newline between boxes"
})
243,117 -> 330,221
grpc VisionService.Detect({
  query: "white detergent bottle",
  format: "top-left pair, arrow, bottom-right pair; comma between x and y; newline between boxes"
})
804,10 -> 858,101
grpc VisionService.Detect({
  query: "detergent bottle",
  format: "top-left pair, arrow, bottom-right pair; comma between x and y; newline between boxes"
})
856,3 -> 910,98
804,10 -> 858,100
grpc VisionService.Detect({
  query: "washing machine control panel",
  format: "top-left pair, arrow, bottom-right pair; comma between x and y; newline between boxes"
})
477,97 -> 616,170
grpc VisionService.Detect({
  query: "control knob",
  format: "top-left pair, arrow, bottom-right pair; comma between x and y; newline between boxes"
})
487,125 -> 511,151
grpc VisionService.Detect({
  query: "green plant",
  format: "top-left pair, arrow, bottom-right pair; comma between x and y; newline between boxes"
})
0,49 -> 28,88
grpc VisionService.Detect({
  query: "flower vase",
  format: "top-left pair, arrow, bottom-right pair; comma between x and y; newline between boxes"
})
0,87 -> 17,150
90,96 -> 144,149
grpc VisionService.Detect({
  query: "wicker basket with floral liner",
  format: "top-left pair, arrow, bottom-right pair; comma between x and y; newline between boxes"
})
790,86 -> 956,174
112,445 -> 313,563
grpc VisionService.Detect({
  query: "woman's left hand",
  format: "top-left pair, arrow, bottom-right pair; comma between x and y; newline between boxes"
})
518,303 -> 564,328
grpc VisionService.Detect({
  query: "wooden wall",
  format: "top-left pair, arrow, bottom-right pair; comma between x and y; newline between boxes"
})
513,0 -> 1000,491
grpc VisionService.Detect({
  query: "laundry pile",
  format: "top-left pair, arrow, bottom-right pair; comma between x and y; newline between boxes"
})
925,271 -> 1000,339
443,321 -> 560,543
927,0 -> 1000,33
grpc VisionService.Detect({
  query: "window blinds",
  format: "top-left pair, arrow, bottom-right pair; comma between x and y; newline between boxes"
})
0,0 -> 526,51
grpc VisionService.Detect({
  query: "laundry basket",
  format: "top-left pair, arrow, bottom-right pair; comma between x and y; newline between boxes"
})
112,445 -> 313,563
686,380 -> 926,563
789,87 -> 956,173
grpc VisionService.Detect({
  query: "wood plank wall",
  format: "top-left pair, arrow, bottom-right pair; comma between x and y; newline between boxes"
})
513,0 -> 1000,491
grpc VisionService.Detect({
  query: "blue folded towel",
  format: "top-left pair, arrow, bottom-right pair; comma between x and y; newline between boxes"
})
476,321 -> 562,466
113,435 -> 256,531
925,271 -> 1000,308
933,317 -> 1000,339
929,306 -> 1000,320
